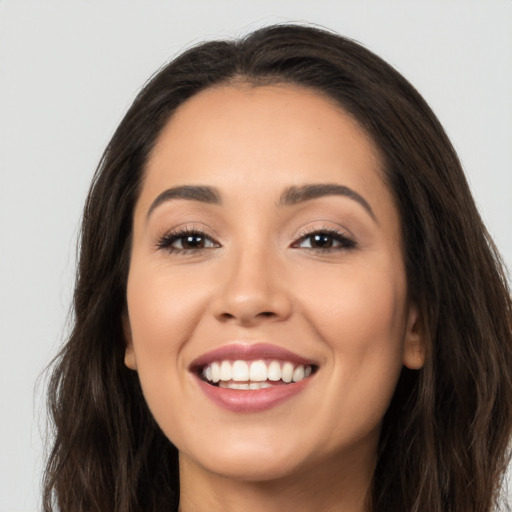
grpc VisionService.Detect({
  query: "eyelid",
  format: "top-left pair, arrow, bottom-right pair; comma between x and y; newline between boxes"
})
155,225 -> 221,253
154,222 -> 357,255
291,225 -> 357,251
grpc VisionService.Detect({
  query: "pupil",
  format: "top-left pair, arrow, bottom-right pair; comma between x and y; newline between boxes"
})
184,235 -> 203,248
312,234 -> 332,248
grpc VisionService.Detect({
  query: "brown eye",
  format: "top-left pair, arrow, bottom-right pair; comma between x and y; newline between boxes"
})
178,234 -> 207,249
308,234 -> 335,248
294,230 -> 356,251
157,230 -> 220,253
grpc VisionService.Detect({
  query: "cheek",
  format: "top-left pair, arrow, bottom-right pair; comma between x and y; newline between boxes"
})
125,261 -> 210,385
302,254 -> 407,345
296,261 -> 407,421
128,261 -> 206,340
125,263 -> 212,441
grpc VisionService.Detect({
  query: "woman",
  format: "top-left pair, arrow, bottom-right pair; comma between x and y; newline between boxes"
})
43,24 -> 512,512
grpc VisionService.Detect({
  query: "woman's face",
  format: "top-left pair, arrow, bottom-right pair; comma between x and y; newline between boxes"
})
125,84 -> 424,483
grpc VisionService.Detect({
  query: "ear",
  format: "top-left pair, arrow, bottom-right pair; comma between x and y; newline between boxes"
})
402,303 -> 425,370
122,314 -> 137,370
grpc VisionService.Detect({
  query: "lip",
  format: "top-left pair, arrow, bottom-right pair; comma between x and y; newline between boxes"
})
189,343 -> 317,413
195,376 -> 312,413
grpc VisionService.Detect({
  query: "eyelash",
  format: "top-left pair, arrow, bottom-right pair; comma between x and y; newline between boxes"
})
292,227 -> 357,252
156,227 -> 220,254
156,227 -> 357,254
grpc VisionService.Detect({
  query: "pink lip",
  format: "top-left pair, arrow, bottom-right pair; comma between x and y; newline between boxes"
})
190,343 -> 317,413
189,343 -> 315,369
195,377 -> 312,413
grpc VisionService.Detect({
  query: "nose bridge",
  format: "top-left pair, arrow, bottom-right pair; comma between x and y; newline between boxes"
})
213,239 -> 292,324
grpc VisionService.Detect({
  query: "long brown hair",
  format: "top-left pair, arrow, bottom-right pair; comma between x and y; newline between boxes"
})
44,24 -> 512,512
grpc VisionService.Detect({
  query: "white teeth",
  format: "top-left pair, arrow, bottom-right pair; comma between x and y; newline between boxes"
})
232,360 -> 249,381
220,361 -> 231,381
249,360 -> 267,382
232,382 -> 250,390
250,382 -> 272,389
267,360 -> 281,381
201,359 -> 314,387
218,381 -> 270,390
282,362 -> 294,383
211,362 -> 220,383
292,365 -> 305,382
219,381 -> 273,390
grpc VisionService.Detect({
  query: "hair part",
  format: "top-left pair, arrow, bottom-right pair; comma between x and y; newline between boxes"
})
44,24 -> 512,512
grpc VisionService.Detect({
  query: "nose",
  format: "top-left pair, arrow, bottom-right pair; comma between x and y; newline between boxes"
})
210,248 -> 293,326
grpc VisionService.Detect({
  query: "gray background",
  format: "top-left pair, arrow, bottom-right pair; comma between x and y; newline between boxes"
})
1,1 -> 511,510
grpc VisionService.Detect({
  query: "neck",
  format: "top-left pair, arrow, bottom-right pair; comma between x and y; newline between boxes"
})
178,448 -> 374,512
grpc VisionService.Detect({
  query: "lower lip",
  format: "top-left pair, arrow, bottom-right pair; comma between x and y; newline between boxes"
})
195,376 -> 312,413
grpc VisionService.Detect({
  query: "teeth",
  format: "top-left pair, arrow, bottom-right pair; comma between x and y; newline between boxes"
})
250,382 -> 271,389
282,362 -> 294,383
267,360 -> 281,381
249,360 -> 267,382
292,365 -> 305,382
211,362 -> 220,383
227,382 -> 250,390
220,361 -> 231,381
219,381 -> 273,390
201,359 -> 314,387
232,360 -> 249,381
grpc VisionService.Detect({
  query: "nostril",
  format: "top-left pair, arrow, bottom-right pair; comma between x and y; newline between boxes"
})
212,287 -> 292,325
219,311 -> 275,321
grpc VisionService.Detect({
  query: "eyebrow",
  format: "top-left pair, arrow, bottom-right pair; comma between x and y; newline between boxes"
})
147,185 -> 221,219
146,182 -> 376,223
280,183 -> 376,222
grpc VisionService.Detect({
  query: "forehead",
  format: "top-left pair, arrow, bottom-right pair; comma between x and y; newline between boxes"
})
147,85 -> 382,183
138,84 -> 397,229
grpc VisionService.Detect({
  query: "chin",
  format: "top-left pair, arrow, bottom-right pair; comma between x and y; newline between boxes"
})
179,434 -> 311,482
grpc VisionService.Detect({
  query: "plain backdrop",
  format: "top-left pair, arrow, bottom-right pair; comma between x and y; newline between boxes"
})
0,1 -> 511,511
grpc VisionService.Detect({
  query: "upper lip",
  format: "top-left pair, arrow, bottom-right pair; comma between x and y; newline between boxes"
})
189,343 -> 317,371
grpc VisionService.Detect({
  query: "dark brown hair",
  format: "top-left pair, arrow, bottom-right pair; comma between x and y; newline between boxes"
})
44,24 -> 512,512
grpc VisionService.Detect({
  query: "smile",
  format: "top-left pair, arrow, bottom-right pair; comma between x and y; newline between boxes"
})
201,360 -> 313,389
190,343 -> 318,412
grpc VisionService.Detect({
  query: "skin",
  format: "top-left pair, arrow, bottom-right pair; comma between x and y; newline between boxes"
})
124,84 -> 425,512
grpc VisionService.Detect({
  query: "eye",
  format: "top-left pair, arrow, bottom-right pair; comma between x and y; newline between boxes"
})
156,229 -> 220,253
293,229 -> 356,251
